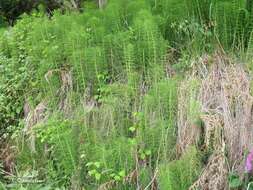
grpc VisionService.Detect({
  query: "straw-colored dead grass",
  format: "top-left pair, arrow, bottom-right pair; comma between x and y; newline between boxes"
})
177,53 -> 253,189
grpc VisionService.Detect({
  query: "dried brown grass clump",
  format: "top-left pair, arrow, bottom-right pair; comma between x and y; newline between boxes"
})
189,114 -> 228,190
189,148 -> 228,190
0,144 -> 15,176
24,101 -> 47,132
23,68 -> 74,153
45,68 -> 74,113
177,53 -> 253,189
200,60 -> 253,174
177,77 -> 202,154
24,100 -> 47,152
58,69 -> 73,113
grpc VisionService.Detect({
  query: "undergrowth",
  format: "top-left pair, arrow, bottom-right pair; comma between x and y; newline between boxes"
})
1,0 -> 253,189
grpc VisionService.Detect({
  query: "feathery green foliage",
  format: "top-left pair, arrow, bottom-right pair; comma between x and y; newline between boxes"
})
158,146 -> 202,190
2,0 -> 253,189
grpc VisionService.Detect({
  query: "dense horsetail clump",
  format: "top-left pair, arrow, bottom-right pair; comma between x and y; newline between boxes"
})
1,0 -> 253,189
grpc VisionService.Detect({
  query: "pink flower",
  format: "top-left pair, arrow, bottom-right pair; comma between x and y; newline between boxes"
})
245,149 -> 253,173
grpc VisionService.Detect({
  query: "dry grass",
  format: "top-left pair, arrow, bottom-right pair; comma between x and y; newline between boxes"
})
177,53 -> 253,189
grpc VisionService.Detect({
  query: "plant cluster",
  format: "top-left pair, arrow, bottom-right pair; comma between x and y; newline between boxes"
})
1,0 -> 253,189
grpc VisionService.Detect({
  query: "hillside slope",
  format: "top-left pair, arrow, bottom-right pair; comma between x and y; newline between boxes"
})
1,0 -> 253,189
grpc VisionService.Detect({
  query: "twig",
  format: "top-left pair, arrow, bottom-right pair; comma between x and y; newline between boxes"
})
143,169 -> 158,190
247,182 -> 253,190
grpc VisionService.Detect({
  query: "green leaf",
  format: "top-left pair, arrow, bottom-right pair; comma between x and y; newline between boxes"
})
229,178 -> 242,188
229,174 -> 242,188
86,162 -> 93,167
128,138 -> 137,145
119,170 -> 126,177
95,173 -> 101,181
140,153 -> 146,160
145,150 -> 151,156
88,169 -> 97,176
114,175 -> 121,181
129,126 -> 136,132
94,162 -> 101,168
